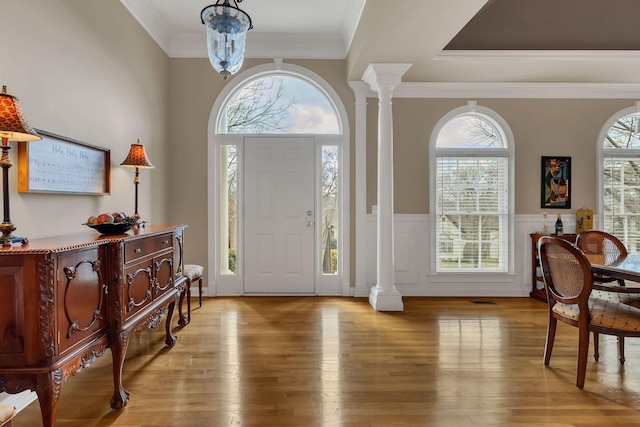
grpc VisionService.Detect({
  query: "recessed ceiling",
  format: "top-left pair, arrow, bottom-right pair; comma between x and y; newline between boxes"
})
446,0 -> 640,50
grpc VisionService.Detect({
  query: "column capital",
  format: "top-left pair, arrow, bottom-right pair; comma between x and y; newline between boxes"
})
362,63 -> 412,94
348,81 -> 371,103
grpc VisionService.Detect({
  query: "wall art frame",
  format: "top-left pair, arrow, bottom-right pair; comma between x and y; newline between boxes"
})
541,155 -> 570,209
17,129 -> 111,195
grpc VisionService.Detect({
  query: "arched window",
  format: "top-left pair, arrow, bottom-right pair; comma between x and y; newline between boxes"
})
430,102 -> 513,273
209,62 -> 350,296
600,111 -> 640,253
219,75 -> 339,134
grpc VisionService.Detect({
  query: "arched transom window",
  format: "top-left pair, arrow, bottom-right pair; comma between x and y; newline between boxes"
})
219,75 -> 340,134
212,66 -> 348,296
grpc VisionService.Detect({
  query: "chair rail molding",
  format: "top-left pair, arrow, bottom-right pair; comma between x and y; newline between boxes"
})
360,213 -> 587,297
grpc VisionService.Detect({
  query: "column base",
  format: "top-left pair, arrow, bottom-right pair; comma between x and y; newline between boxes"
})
369,285 -> 404,311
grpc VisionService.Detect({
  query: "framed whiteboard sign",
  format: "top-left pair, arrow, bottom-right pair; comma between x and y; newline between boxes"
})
17,130 -> 111,195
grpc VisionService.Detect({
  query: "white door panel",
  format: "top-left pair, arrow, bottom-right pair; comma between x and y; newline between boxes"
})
244,137 -> 315,293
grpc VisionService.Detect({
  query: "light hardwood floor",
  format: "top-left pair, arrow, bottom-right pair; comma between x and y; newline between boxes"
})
11,297 -> 640,426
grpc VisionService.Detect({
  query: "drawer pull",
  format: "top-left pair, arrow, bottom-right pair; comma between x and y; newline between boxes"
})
134,248 -> 141,253
163,240 -> 169,245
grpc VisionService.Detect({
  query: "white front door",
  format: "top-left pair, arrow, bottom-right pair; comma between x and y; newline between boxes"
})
243,137 -> 315,293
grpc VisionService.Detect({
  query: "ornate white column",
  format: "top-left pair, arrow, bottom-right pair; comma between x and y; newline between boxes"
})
348,81 -> 370,297
362,63 -> 411,311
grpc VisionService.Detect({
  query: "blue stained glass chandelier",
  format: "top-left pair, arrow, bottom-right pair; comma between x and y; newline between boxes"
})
201,0 -> 253,80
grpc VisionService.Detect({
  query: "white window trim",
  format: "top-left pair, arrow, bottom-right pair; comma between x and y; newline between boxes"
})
207,61 -> 351,296
428,100 -> 515,275
596,101 -> 640,230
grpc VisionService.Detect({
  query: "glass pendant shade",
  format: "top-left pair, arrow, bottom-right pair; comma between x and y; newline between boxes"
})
201,1 -> 252,80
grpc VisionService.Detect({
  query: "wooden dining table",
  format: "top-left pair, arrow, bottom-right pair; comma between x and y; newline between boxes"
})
587,253 -> 640,282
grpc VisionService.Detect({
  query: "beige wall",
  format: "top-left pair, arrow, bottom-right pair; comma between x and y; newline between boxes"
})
3,0 -> 169,238
6,1 -> 638,289
167,58 -> 355,283
367,98 -> 633,214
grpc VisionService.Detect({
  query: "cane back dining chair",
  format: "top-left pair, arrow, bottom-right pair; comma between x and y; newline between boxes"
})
575,229 -> 633,364
538,236 -> 640,389
575,229 -> 627,287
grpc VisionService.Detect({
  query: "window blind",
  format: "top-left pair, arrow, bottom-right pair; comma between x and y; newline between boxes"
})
603,157 -> 640,253
436,157 -> 509,272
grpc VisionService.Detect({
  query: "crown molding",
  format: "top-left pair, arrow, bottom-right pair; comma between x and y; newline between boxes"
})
122,1 -> 351,59
120,0 -> 172,53
246,33 -> 346,59
169,32 -> 347,59
342,0 -> 367,54
168,34 -> 205,58
389,82 -> 640,99
437,50 -> 640,61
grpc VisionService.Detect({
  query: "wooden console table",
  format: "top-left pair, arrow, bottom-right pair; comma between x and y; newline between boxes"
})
0,224 -> 185,427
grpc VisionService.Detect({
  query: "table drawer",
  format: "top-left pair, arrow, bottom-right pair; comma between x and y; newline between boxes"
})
124,234 -> 173,263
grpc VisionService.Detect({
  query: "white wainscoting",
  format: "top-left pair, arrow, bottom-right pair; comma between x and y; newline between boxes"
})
356,213 -> 583,297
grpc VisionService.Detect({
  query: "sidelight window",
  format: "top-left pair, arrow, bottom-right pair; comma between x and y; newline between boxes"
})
213,66 -> 347,293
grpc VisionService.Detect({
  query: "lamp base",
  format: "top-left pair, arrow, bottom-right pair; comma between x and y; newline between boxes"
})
0,222 -> 27,246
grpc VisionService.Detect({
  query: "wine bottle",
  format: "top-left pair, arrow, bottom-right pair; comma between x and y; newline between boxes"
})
555,214 -> 563,236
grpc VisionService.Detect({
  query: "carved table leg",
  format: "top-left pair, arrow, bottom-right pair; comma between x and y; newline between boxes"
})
109,332 -> 130,409
178,284 -> 190,326
165,300 -> 178,346
36,369 -> 63,427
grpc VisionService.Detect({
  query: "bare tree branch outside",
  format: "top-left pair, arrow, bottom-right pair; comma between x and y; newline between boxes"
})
222,76 -> 340,273
604,115 -> 640,252
436,115 -> 507,271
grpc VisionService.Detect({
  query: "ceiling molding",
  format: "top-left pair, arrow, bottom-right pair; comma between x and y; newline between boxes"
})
388,82 -> 640,99
341,0 -> 367,54
169,32 -> 347,59
168,34 -> 204,58
245,33 -> 346,59
122,0 -> 356,60
437,50 -> 640,61
121,0 -> 171,54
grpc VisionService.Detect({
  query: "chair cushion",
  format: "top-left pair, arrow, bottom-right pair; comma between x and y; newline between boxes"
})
183,264 -> 204,281
552,291 -> 640,331
0,405 -> 16,425
593,289 -> 640,306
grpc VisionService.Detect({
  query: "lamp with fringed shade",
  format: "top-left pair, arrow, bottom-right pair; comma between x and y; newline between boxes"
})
0,85 -> 41,246
120,140 -> 154,222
